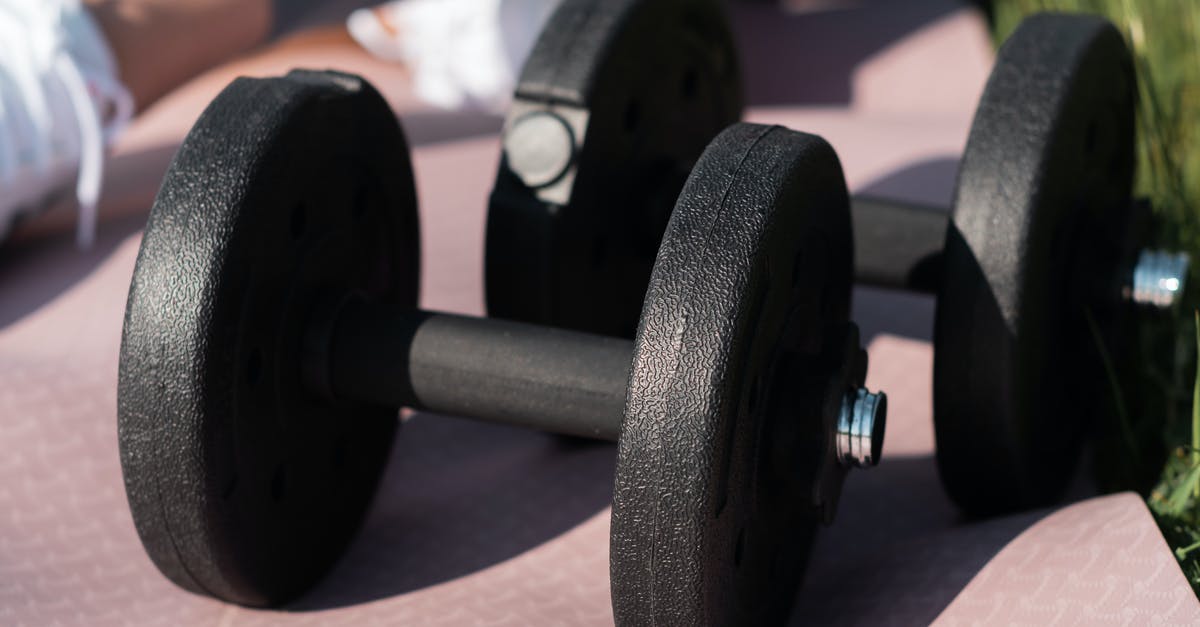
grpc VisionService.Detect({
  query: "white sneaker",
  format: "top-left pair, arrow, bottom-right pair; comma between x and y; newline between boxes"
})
347,0 -> 560,113
0,0 -> 133,248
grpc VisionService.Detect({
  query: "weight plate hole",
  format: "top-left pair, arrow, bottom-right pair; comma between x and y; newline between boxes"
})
271,464 -> 286,502
246,349 -> 263,386
772,550 -> 786,578
819,280 -> 833,322
791,250 -> 805,287
592,237 -> 608,268
681,68 -> 698,101
353,187 -> 369,220
1050,222 -> 1067,261
734,526 -> 746,567
747,374 -> 764,416
291,203 -> 307,240
623,100 -> 640,133
331,436 -> 347,471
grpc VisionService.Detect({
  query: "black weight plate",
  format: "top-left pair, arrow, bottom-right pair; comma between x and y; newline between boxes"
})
118,70 -> 419,605
611,124 -> 854,625
487,0 -> 741,338
934,14 -> 1136,515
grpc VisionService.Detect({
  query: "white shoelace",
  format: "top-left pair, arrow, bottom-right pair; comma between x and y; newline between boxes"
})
0,0 -> 132,247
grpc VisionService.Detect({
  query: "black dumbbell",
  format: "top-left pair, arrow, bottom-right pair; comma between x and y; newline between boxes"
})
487,0 -> 742,339
856,14 -> 1186,515
117,69 -> 884,625
488,11 -> 1190,515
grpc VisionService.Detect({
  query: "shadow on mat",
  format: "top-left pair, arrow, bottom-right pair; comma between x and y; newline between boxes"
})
789,453 -> 1050,625
0,212 -> 147,330
292,413 -> 615,609
735,0 -> 974,107
849,156 -> 963,344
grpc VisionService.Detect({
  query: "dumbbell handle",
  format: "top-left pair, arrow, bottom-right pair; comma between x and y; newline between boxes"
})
319,302 -> 631,441
852,196 -> 1190,308
308,197 -> 944,444
852,196 -> 946,294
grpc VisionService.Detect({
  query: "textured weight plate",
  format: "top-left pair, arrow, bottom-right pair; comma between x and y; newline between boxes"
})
118,71 -> 419,605
487,0 -> 742,338
934,14 -> 1136,515
611,124 -> 855,625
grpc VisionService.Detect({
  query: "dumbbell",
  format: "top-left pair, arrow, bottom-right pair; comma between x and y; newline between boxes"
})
116,69 -> 884,625
487,0 -> 742,339
858,13 -> 1186,515
488,10 -> 1190,515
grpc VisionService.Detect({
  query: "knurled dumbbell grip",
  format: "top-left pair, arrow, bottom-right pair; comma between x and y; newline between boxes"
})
326,303 -> 631,441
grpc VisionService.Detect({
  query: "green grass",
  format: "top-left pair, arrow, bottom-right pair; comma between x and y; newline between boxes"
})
993,0 -> 1200,593
1148,311 -> 1200,589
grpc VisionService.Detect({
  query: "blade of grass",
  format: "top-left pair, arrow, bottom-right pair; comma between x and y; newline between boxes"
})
1193,310 -> 1199,497
1177,538 -> 1200,561
1168,462 -> 1200,513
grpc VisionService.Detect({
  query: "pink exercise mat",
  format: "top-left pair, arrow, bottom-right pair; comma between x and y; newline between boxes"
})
1,1 -> 1196,624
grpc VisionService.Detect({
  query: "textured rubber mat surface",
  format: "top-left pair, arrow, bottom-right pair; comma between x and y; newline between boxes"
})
1,2 -> 1197,624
